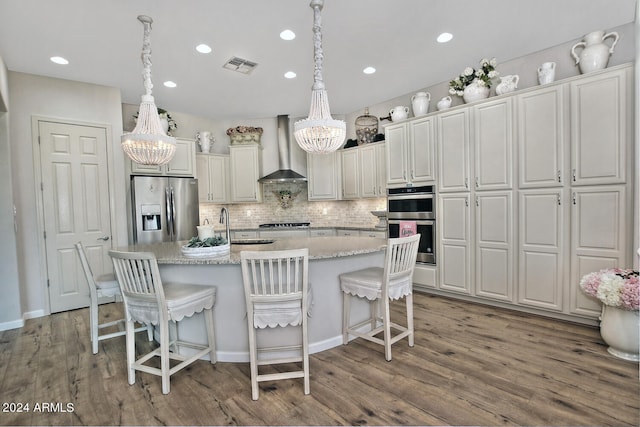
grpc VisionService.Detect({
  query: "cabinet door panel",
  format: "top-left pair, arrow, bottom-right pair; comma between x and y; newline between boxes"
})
437,109 -> 469,192
570,185 -> 627,317
475,192 -> 513,301
473,99 -> 513,190
307,152 -> 339,200
359,145 -> 378,198
208,155 -> 228,203
518,189 -> 565,311
341,149 -> 359,199
570,68 -> 627,185
518,86 -> 566,188
409,117 -> 435,182
439,194 -> 471,294
195,155 -> 210,201
385,124 -> 407,185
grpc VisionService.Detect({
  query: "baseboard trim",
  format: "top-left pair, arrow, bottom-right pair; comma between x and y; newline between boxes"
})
0,318 -> 25,331
23,309 -> 46,320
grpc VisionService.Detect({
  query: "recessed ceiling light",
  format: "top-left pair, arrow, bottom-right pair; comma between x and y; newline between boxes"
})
284,71 -> 297,79
280,29 -> 296,40
163,81 -> 177,88
196,44 -> 212,53
50,56 -> 69,65
437,32 -> 453,43
363,66 -> 376,75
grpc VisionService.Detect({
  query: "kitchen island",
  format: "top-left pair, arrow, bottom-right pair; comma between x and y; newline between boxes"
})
120,236 -> 386,362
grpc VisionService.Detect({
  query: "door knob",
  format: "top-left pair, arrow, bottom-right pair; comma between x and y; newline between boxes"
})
97,236 -> 110,241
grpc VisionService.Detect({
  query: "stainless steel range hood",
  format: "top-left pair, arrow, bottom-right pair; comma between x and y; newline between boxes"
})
259,115 -> 307,183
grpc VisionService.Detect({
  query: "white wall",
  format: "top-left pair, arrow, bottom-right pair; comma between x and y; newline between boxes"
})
8,72 -> 126,319
0,55 -> 22,330
345,22 -> 636,140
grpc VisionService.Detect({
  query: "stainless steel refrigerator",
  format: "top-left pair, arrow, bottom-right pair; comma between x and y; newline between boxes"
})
131,176 -> 199,244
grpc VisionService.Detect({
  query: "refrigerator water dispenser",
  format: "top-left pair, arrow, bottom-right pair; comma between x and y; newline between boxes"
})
141,204 -> 161,231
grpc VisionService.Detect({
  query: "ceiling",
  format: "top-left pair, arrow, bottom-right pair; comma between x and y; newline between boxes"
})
0,0 -> 636,120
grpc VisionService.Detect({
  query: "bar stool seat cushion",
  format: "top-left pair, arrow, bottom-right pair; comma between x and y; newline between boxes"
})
125,283 -> 216,325
95,273 -> 120,297
340,267 -> 413,300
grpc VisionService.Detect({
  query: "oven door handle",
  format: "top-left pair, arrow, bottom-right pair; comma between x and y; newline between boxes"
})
388,219 -> 435,226
388,193 -> 434,201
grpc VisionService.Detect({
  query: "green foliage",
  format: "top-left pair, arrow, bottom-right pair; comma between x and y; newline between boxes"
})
187,236 -> 228,247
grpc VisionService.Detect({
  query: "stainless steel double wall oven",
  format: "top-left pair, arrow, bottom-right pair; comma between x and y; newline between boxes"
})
387,185 -> 436,264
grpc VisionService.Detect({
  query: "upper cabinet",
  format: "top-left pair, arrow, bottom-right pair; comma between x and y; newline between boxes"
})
130,138 -> 196,177
570,66 -> 630,186
437,108 -> 470,192
196,153 -> 229,203
386,117 -> 435,187
340,148 -> 360,199
307,152 -> 340,200
359,143 -> 386,198
517,84 -> 568,188
339,142 -> 386,200
229,145 -> 262,203
472,97 -> 514,191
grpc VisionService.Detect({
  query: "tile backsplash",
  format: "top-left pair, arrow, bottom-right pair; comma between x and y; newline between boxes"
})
199,183 -> 385,230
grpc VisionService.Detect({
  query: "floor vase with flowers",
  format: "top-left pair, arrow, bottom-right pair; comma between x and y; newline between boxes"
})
599,305 -> 639,362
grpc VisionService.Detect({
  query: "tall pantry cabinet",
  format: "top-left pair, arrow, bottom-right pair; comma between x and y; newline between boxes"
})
436,63 -> 633,323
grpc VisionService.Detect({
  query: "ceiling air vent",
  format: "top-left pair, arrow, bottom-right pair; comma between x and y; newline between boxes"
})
223,57 -> 258,74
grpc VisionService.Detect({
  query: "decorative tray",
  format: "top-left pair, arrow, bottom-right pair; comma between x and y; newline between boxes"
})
180,243 -> 230,258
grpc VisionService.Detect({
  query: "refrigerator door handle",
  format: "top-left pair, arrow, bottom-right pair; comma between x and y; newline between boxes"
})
170,186 -> 177,240
165,187 -> 173,241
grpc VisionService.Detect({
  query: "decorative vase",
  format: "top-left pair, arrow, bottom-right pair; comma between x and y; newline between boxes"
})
495,75 -> 519,96
437,96 -> 452,111
411,91 -> 431,117
537,62 -> 556,85
462,80 -> 490,104
389,106 -> 409,122
599,305 -> 640,362
571,30 -> 619,74
196,131 -> 214,153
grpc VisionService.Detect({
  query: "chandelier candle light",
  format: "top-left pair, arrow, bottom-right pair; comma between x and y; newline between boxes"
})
294,0 -> 346,154
121,15 -> 176,165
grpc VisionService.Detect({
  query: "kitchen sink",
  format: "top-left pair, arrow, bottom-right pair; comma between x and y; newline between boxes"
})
231,239 -> 275,245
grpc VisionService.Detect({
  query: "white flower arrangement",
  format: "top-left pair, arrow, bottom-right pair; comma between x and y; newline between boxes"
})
449,58 -> 499,97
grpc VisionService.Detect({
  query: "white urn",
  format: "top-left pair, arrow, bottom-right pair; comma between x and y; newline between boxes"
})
196,131 -> 214,153
571,30 -> 619,74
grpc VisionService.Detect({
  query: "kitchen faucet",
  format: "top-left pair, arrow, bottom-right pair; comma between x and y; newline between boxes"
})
219,207 -> 230,243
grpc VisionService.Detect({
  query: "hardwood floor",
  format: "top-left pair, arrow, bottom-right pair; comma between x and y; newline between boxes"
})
1,292 -> 638,426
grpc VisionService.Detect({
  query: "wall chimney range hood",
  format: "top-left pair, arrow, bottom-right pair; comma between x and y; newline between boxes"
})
259,115 -> 307,183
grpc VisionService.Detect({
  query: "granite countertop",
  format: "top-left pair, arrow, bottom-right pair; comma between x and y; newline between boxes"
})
229,225 -> 384,232
119,236 -> 386,265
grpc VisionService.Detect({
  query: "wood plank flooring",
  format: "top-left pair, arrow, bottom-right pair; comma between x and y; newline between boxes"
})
1,292 -> 638,426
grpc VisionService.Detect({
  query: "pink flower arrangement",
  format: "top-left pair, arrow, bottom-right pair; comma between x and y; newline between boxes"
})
580,268 -> 639,311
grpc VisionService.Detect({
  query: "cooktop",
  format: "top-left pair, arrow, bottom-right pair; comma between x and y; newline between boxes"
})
259,222 -> 310,228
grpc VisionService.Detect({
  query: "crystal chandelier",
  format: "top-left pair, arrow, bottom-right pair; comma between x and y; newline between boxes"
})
294,0 -> 346,154
121,15 -> 176,165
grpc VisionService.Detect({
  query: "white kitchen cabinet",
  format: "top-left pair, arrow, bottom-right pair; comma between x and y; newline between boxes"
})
437,108 -> 470,193
259,229 -> 309,238
336,229 -> 360,237
361,230 -> 386,238
229,145 -> 262,203
438,193 -> 472,295
569,185 -> 627,317
307,152 -> 340,200
131,138 -> 196,177
231,230 -> 258,239
570,66 -> 630,186
359,143 -> 386,198
474,191 -> 514,302
517,84 -> 568,188
385,117 -> 435,187
309,228 -> 336,237
340,148 -> 359,199
196,153 -> 229,203
518,189 -> 566,312
472,98 -> 514,190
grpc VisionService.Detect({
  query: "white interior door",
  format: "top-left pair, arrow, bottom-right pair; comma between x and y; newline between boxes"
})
39,121 -> 112,313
